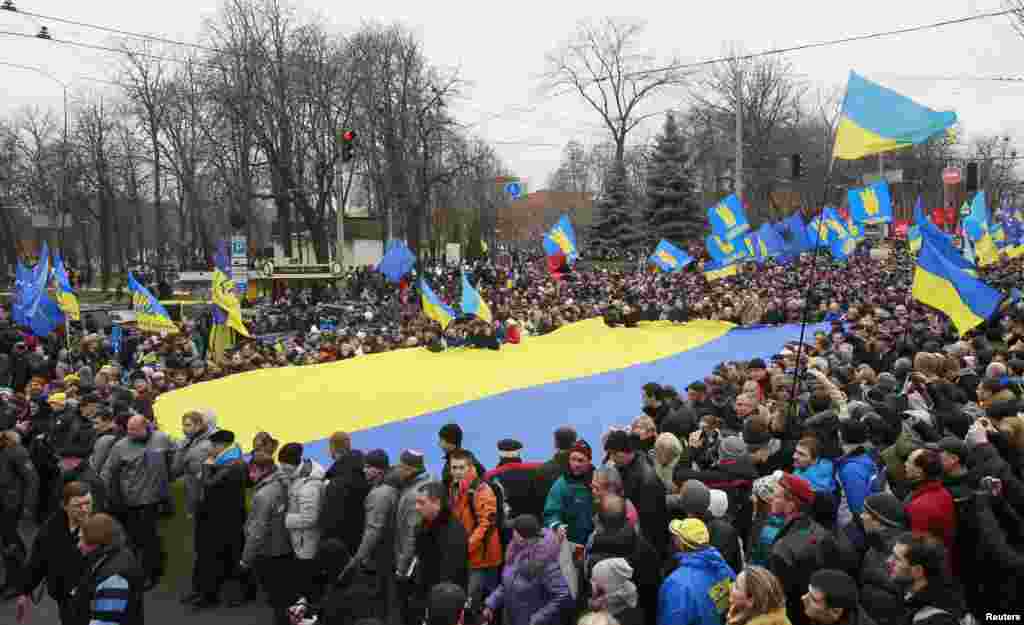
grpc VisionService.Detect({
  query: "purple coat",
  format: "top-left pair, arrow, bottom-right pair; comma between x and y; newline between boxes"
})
485,529 -> 572,625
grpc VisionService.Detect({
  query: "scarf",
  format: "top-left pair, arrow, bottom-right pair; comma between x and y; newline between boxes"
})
215,445 -> 243,466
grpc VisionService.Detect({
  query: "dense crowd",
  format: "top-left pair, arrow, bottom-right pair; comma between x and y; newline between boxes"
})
1,243 -> 1024,625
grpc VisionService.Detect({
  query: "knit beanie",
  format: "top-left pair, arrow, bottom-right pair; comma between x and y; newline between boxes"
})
718,436 -> 747,461
438,423 -> 463,447
399,449 -> 425,471
592,557 -> 634,592
669,518 -> 710,550
365,449 -> 389,471
571,439 -> 592,461
708,490 -> 729,519
679,479 -> 711,516
863,493 -> 908,529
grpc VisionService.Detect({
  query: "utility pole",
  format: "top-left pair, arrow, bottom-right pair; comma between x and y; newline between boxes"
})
335,161 -> 345,266
734,63 -> 744,202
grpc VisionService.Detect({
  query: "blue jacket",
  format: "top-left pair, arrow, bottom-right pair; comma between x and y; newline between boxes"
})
835,449 -> 879,516
795,458 -> 836,495
542,471 -> 594,545
658,548 -> 736,625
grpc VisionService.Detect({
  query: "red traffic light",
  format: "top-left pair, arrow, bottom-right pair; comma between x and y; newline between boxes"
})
342,130 -> 355,142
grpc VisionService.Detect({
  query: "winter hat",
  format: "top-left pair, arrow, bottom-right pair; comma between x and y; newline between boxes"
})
438,423 -> 463,447
208,430 -> 235,445
753,471 -> 782,503
571,439 -> 593,461
718,436 -> 747,461
592,557 -> 634,592
399,449 -> 425,471
708,490 -> 729,519
669,518 -> 710,549
679,479 -> 711,516
863,493 -> 908,529
809,570 -> 859,611
779,473 -> 816,506
365,449 -> 389,471
47,393 -> 67,406
511,514 -> 541,540
604,429 -> 632,453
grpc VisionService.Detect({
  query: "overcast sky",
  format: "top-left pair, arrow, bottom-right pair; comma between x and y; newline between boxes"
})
1,0 -> 1022,191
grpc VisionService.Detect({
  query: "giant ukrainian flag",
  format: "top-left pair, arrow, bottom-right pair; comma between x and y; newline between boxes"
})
833,72 -> 957,160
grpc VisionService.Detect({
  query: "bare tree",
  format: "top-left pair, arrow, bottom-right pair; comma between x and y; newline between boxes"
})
543,18 -> 688,164
689,54 -> 806,221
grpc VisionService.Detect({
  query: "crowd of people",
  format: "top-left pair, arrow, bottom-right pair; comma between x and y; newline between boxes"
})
1,241 -> 1024,625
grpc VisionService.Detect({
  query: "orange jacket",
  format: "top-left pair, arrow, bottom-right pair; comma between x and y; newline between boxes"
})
450,466 -> 504,569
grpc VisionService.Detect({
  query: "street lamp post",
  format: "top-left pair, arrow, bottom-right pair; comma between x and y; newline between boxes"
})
0,61 -> 69,250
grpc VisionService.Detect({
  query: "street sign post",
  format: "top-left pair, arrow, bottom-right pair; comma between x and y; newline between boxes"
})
231,234 -> 248,294
504,181 -> 522,199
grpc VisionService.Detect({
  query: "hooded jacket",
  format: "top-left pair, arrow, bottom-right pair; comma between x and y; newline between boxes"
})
394,470 -> 433,576
283,458 -> 327,559
171,422 -> 218,516
241,467 -> 292,566
543,465 -> 594,545
658,548 -> 736,625
485,530 -> 571,625
450,464 -> 504,569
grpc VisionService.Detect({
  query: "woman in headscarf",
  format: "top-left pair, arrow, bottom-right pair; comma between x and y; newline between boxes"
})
481,515 -> 571,625
588,557 -> 643,625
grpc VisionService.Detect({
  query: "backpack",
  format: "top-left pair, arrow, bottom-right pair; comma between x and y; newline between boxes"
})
912,606 -> 976,625
467,476 -> 509,551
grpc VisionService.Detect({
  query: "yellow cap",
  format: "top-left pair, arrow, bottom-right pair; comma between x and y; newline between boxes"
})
669,518 -> 709,549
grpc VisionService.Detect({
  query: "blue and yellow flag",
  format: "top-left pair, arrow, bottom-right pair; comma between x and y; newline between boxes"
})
542,215 -> 578,263
460,270 -> 492,323
776,214 -> 811,254
707,194 -> 750,241
755,223 -> 785,260
847,181 -> 893,224
907,226 -> 922,254
212,269 -> 252,338
833,71 -> 957,160
51,253 -> 80,322
649,239 -> 692,273
964,192 -> 999,266
706,233 -> 749,264
377,239 -> 416,283
128,272 -> 178,335
420,278 -> 456,330
914,196 -> 953,249
702,260 -> 738,282
912,235 -> 1002,336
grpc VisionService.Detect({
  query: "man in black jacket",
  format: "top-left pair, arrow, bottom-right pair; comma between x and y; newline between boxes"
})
0,429 -> 38,598
409,481 -> 468,625
319,431 -> 370,554
15,481 -> 93,624
483,439 -> 544,520
587,495 -> 661,625
536,426 -> 576,504
888,533 -> 969,625
604,430 -> 668,556
70,512 -> 145,625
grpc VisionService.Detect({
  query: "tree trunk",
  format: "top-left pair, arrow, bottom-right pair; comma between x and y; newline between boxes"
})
150,124 -> 163,276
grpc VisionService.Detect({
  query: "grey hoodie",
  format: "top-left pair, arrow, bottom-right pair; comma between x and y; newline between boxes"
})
394,470 -> 433,576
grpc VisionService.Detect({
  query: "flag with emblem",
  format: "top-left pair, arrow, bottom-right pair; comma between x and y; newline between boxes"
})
706,194 -> 750,241
649,239 -> 693,273
847,181 -> 893,224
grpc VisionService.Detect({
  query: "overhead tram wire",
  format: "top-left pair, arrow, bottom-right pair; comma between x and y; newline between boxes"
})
0,30 -> 219,68
614,8 -> 1017,81
8,7 -> 222,54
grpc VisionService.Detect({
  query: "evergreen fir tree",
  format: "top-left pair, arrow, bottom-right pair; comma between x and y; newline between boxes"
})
591,159 -> 642,254
645,112 -> 703,248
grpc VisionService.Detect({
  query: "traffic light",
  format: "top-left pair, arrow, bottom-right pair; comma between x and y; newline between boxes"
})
965,162 -> 979,193
340,130 -> 356,163
791,154 -> 803,180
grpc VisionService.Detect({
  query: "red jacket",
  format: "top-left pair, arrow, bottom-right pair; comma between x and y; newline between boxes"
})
905,480 -> 957,569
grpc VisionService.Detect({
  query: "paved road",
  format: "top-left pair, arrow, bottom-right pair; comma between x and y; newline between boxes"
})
4,521 -> 273,625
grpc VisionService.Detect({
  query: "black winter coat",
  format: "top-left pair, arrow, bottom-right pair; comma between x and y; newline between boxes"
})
414,511 -> 468,594
587,524 -> 661,625
769,514 -> 840,625
195,459 -> 248,554
17,509 -> 87,603
618,453 -> 669,556
674,457 -> 758,546
321,451 -> 370,553
70,544 -> 145,625
858,529 -> 907,625
50,409 -> 96,460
